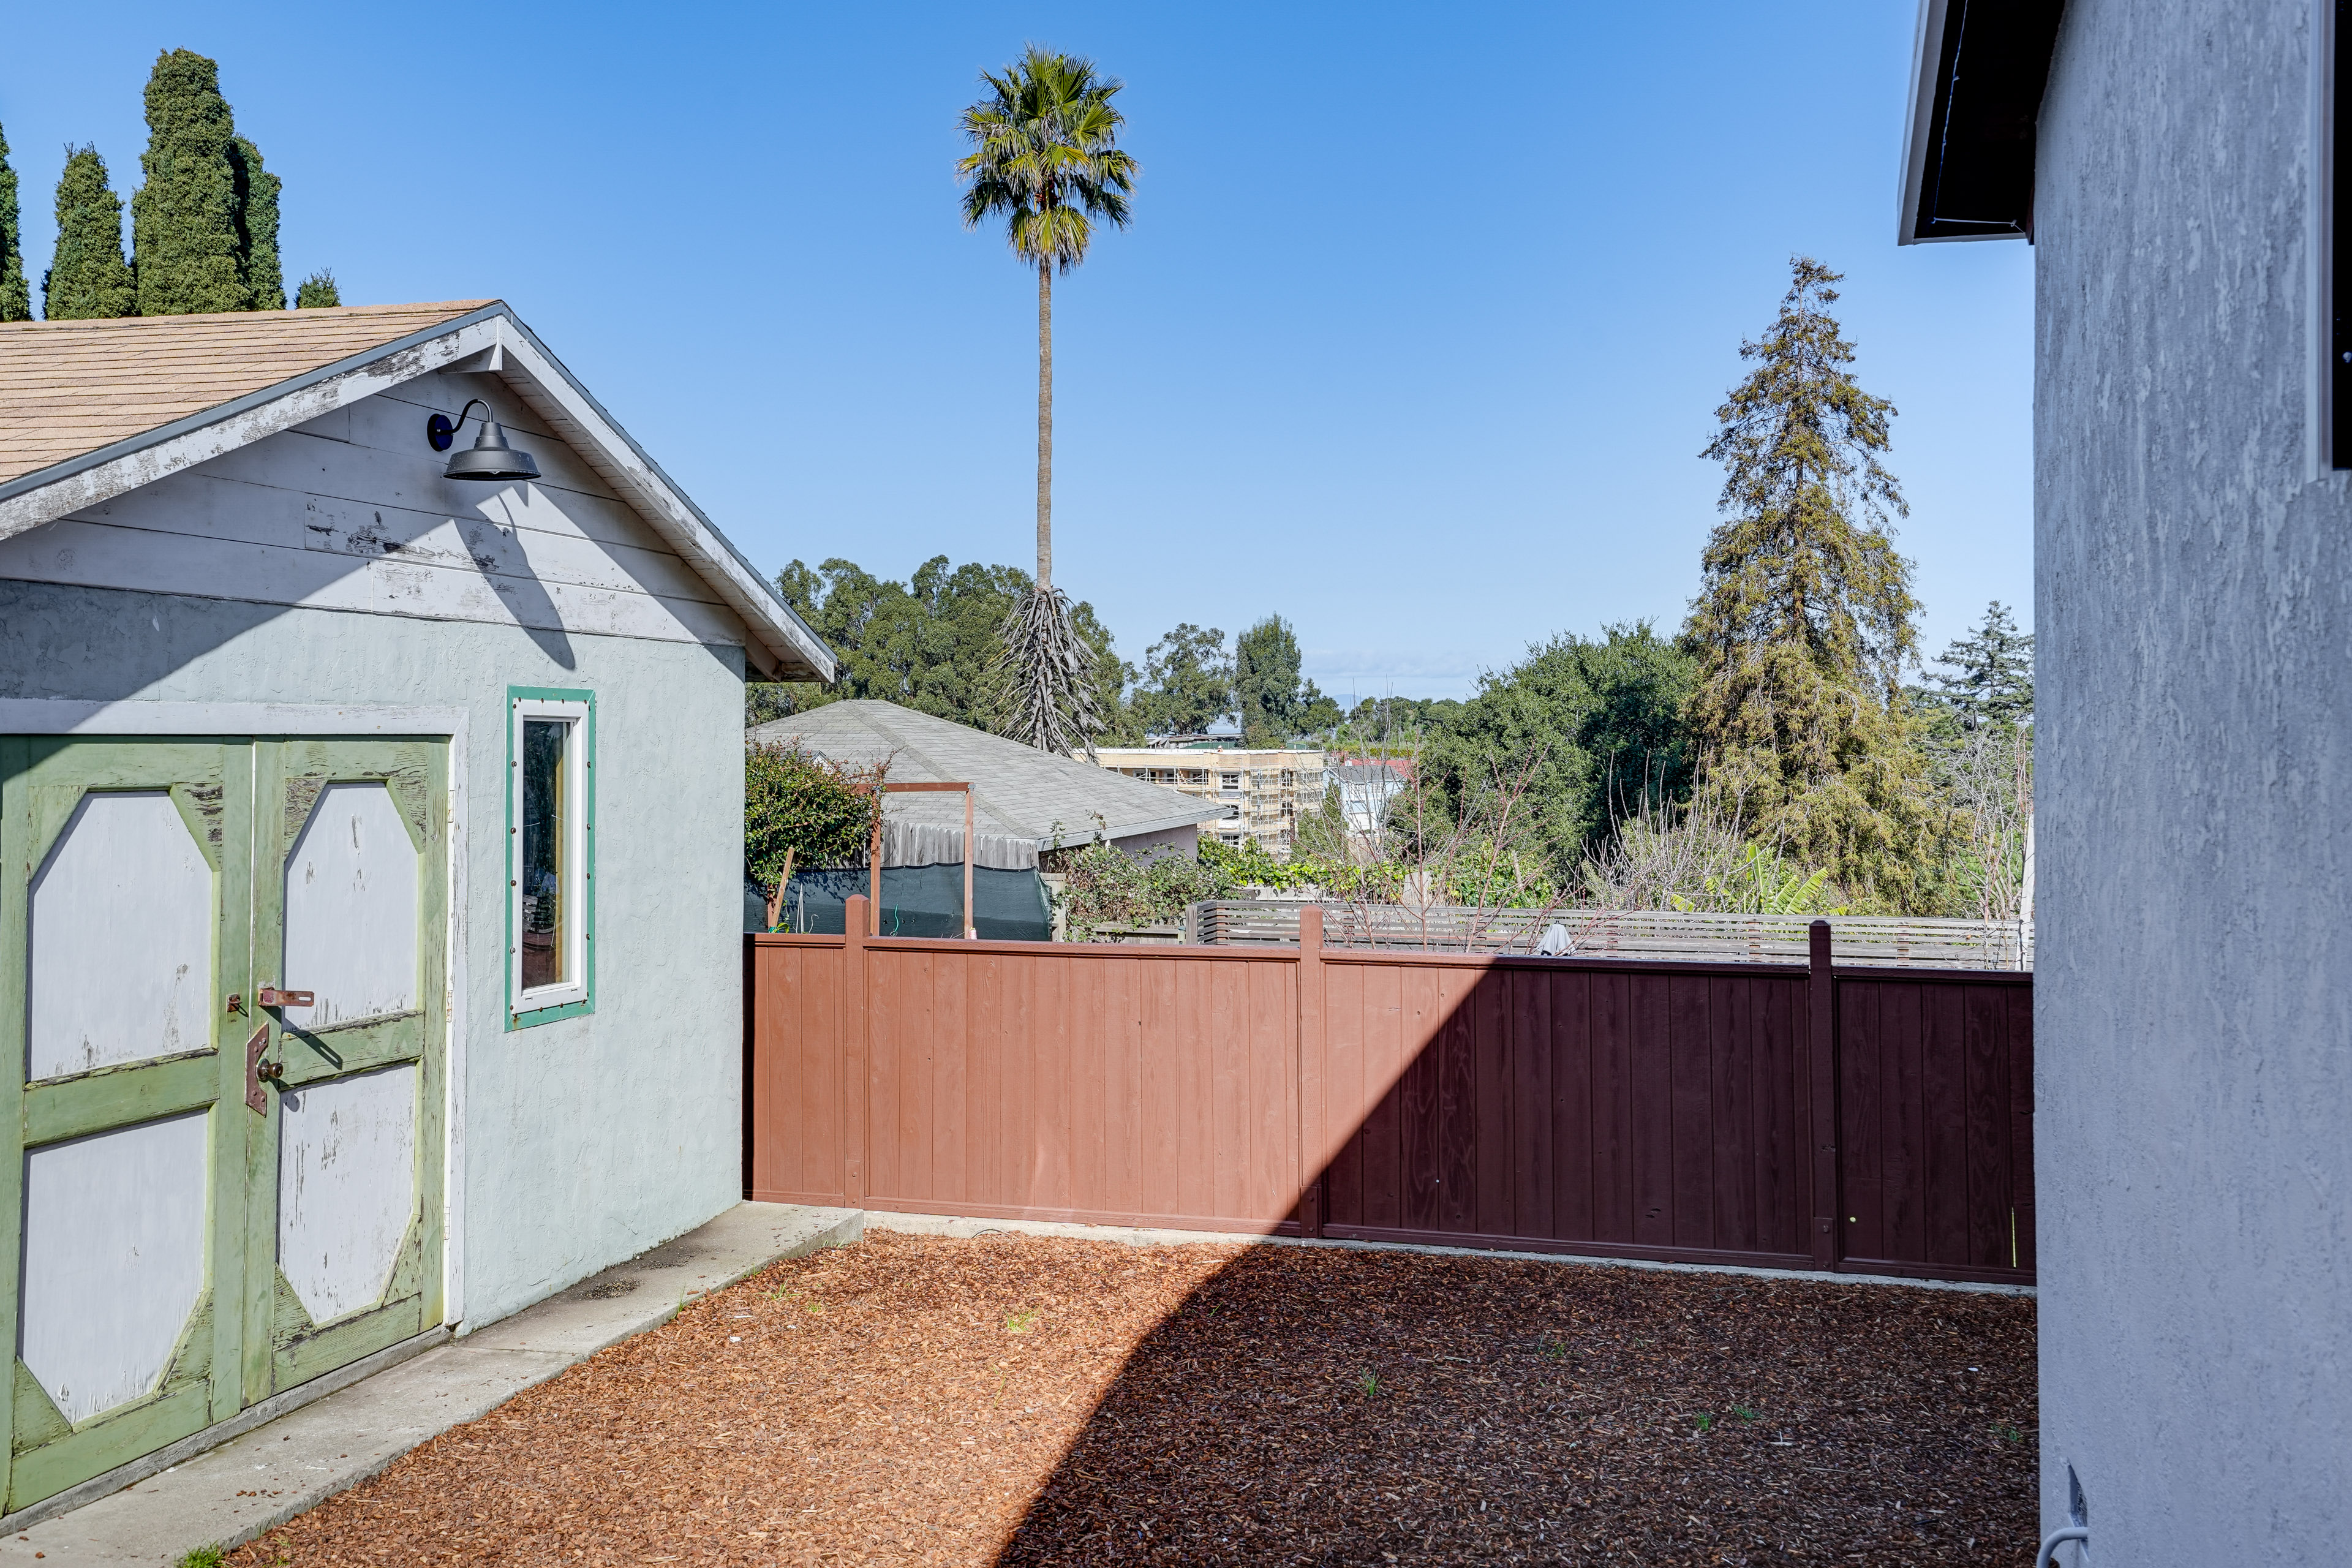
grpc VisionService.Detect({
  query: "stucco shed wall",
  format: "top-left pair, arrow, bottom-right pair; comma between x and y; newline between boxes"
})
0,405 -> 753,1332
2033,0 -> 2352,1557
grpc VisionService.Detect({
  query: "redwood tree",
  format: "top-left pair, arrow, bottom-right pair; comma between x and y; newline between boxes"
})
1684,257 -> 1945,909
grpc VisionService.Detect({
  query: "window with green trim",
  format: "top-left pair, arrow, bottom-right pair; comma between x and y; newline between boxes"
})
507,689 -> 594,1026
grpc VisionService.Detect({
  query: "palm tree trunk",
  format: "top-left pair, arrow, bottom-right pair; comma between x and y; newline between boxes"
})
1036,258 -> 1053,594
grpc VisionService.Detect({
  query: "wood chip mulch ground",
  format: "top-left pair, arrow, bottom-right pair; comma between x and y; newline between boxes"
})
227,1231 -> 2037,1566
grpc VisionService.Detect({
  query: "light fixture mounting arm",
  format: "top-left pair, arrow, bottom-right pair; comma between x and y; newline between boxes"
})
426,399 -> 492,453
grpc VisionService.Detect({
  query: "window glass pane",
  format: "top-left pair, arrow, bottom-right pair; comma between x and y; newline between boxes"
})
522,719 -> 568,990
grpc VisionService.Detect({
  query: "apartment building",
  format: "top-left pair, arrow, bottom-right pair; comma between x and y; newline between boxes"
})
1093,747 -> 1325,856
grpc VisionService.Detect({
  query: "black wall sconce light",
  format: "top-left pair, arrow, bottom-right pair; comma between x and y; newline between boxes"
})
427,399 -> 541,482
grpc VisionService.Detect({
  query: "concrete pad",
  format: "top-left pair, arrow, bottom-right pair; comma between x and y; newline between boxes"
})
0,1202 -> 861,1566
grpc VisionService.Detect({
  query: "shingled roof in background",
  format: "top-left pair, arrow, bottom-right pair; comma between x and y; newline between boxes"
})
750,699 -> 1231,854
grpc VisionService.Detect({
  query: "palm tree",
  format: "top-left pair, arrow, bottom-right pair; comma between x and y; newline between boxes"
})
958,46 -> 1137,752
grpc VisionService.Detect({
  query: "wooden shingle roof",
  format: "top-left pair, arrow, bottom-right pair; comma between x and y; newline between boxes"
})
0,301 -> 491,486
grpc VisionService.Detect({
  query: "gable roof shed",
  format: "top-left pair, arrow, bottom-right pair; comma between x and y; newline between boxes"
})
0,301 -> 832,679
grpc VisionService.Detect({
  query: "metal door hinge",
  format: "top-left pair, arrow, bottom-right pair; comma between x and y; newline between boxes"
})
258,986 -> 314,1008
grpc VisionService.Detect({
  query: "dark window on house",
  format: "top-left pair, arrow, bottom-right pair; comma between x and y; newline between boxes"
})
521,718 -> 570,990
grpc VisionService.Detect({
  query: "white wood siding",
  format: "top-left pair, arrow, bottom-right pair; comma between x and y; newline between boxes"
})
0,374 -> 751,652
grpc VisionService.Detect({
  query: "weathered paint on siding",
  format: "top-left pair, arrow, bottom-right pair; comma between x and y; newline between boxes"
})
0,376 -> 754,1333
0,375 -> 751,655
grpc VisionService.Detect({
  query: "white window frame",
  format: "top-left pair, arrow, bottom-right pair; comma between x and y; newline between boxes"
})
507,692 -> 594,1025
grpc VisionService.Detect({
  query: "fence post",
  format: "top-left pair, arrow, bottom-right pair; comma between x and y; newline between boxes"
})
1297,905 -> 1327,1237
844,894 -> 870,1207
1807,918 -> 1839,1271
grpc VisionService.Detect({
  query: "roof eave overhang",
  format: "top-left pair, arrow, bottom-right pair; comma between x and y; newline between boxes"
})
1897,0 -> 2068,246
0,304 -> 834,682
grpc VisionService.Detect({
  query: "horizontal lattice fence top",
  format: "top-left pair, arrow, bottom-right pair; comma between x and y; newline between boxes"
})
1186,902 -> 2033,970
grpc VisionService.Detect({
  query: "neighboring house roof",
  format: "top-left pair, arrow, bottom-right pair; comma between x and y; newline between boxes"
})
750,699 -> 1230,852
0,301 -> 833,680
1896,0 -> 2067,244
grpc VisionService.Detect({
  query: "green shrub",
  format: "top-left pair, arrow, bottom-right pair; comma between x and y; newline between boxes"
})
745,744 -> 881,886
1058,840 -> 1234,941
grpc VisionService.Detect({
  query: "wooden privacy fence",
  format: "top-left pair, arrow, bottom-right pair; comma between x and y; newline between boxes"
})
746,899 -> 2034,1286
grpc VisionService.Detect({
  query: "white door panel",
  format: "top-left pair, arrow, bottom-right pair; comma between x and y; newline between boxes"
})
28,791 -> 213,1079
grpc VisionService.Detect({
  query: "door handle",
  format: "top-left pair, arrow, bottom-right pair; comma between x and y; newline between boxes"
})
258,986 -> 313,1008
243,1025 -> 273,1114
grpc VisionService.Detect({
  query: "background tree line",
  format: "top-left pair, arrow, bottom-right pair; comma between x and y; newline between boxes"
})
0,48 -> 337,323
748,259 -> 2034,923
747,557 -> 1349,749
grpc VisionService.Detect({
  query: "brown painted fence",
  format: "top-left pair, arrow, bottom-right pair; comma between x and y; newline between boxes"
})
746,899 -> 2033,1286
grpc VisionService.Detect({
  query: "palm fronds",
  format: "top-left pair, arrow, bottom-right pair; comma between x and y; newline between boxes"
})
956,48 -> 1136,274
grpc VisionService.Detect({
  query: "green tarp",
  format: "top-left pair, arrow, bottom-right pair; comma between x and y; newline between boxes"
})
744,864 -> 1052,942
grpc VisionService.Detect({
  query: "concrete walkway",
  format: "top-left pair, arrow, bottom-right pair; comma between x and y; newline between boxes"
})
0,1202 -> 861,1567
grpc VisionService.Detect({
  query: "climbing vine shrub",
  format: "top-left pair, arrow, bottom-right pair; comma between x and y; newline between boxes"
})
744,744 -> 883,887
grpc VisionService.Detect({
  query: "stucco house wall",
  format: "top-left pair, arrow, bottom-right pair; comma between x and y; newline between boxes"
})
2032,1 -> 2352,1556
0,371 -> 761,1330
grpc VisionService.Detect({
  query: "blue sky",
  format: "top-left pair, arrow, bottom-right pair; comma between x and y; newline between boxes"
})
3,3 -> 2030,702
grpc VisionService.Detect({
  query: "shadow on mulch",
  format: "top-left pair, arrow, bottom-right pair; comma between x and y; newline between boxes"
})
997,1244 -> 2037,1566
221,1232 -> 2033,1567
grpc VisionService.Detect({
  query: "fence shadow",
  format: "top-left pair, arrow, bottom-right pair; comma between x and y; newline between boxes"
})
747,908 -> 2040,1557
747,910 -> 2034,1285
990,1238 -> 2041,1565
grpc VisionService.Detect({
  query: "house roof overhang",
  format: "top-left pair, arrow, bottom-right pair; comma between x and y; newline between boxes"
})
1896,0 -> 2068,244
0,301 -> 835,681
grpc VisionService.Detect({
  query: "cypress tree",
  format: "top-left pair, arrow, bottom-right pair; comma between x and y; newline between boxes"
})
0,121 -> 30,322
1684,258 -> 1945,910
295,269 -> 339,307
43,148 -> 137,320
228,135 -> 282,310
133,48 -> 244,315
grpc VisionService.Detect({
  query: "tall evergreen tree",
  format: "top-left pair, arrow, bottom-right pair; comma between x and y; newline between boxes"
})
1921,601 -> 2033,731
0,122 -> 29,322
295,269 -> 339,307
957,47 -> 1137,752
228,135 -> 282,309
44,148 -> 136,320
134,49 -> 246,315
1684,257 -> 1945,910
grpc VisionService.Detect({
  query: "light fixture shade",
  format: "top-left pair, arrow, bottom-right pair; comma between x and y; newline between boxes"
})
443,418 -> 541,482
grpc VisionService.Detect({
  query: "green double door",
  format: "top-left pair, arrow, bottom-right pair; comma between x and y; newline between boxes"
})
0,736 -> 448,1512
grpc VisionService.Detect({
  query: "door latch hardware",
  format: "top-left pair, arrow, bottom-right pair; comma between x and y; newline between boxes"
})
243,1026 -> 272,1114
258,987 -> 314,1008
257,1061 -> 284,1082
226,993 -> 244,1016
